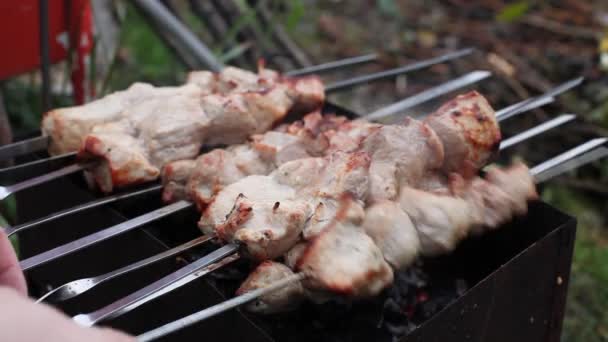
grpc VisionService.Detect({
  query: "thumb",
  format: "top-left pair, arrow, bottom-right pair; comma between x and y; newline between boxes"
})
0,228 -> 27,295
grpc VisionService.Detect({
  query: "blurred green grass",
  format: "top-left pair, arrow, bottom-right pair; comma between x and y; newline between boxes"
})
544,186 -> 608,342
0,3 -> 606,341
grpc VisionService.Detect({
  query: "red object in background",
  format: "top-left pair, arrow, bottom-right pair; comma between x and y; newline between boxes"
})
0,1 -> 94,104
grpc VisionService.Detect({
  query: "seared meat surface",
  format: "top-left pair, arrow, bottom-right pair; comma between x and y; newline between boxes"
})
42,83 -> 200,155
423,91 -> 500,178
161,112 -> 360,205
362,118 -> 444,202
239,163 -> 537,312
296,198 -> 394,297
78,71 -> 324,192
236,261 -> 305,314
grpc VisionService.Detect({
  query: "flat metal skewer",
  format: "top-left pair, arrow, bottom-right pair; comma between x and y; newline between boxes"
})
0,135 -> 49,162
496,77 -> 583,121
325,48 -> 473,92
37,235 -> 213,303
0,152 -> 76,174
0,48 -> 473,164
285,53 -> 378,77
499,114 -> 576,150
135,137 -> 608,341
4,184 -> 163,237
0,163 -> 89,201
365,70 -> 491,121
19,200 -> 193,271
138,273 -> 307,342
72,243 -> 239,327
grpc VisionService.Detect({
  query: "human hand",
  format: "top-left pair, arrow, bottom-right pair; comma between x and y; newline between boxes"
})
0,286 -> 135,341
0,228 -> 26,295
0,230 -> 135,341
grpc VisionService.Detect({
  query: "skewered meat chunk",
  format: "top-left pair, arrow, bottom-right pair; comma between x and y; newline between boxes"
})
399,162 -> 538,256
296,197 -> 394,297
42,83 -> 201,155
399,187 -> 473,257
199,175 -> 310,260
363,201 -> 420,269
42,66 -> 287,156
161,112 -> 342,204
239,162 -> 538,313
81,93 -> 209,192
218,195 -> 311,260
424,91 -> 501,178
184,144 -> 274,208
161,160 -> 196,203
284,242 -> 307,270
186,66 -> 277,94
80,74 -> 325,192
236,261 -> 305,314
362,118 -> 444,202
200,149 -> 370,260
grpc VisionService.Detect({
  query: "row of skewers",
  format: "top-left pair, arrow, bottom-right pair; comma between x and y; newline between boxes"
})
0,51 -> 604,341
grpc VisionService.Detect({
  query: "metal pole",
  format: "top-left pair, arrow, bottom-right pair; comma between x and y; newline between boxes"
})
39,0 -> 51,111
132,0 -> 223,71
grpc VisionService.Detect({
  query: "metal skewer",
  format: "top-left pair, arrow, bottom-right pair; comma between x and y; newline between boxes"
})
365,70 -> 491,120
49,114 -> 577,319
36,235 -> 213,303
136,137 -> 608,341
499,114 -> 576,149
19,200 -> 193,271
284,53 -> 379,77
72,243 -> 240,327
4,184 -> 163,237
0,48 -> 473,164
0,163 -> 90,201
0,151 -> 76,174
495,77 -> 583,120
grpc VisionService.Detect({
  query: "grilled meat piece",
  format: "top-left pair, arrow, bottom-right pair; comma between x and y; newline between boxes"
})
80,74 -> 325,193
363,201 -> 420,269
296,197 -> 394,297
400,162 -> 538,256
199,174 -> 309,260
424,91 -> 501,178
239,162 -> 537,313
43,66 -> 282,156
161,112 -> 355,204
362,118 -> 444,202
236,261 -> 305,314
42,83 -> 201,155
199,150 -> 370,260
